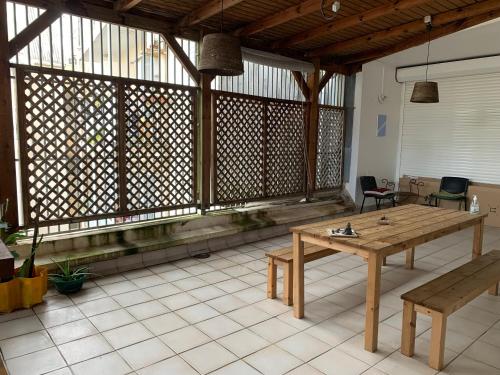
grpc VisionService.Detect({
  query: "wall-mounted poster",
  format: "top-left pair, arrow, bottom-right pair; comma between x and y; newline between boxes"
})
377,114 -> 387,137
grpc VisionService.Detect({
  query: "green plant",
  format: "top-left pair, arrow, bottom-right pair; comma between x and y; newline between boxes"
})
48,257 -> 93,282
15,234 -> 43,278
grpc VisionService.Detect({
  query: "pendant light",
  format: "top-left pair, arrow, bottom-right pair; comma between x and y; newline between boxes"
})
410,16 -> 439,103
198,0 -> 244,76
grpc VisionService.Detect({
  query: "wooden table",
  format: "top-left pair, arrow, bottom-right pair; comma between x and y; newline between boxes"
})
290,204 -> 487,352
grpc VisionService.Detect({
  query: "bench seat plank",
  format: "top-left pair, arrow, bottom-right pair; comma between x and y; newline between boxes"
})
266,244 -> 338,263
402,250 -> 500,314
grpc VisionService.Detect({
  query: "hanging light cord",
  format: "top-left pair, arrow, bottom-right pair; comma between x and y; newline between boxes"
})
425,24 -> 432,82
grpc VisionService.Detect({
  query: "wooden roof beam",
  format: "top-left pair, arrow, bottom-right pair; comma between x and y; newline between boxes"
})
273,0 -> 431,49
341,9 -> 500,66
234,0 -> 334,37
114,0 -> 143,12
178,0 -> 245,28
291,71 -> 310,99
318,71 -> 335,92
162,33 -> 201,85
307,0 -> 500,57
8,7 -> 61,58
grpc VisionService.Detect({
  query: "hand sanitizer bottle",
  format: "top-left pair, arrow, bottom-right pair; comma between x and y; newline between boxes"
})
470,195 -> 479,214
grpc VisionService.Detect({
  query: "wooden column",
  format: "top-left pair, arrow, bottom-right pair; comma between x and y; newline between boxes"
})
306,59 -> 320,199
200,73 -> 214,211
0,0 -> 18,229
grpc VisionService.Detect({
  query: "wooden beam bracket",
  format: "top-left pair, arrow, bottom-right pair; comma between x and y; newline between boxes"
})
162,33 -> 201,85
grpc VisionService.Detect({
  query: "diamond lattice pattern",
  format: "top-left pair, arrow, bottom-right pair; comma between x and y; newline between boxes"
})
316,106 -> 344,190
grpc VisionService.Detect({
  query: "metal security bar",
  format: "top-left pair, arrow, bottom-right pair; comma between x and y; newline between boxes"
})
17,66 -> 197,226
7,1 -> 197,86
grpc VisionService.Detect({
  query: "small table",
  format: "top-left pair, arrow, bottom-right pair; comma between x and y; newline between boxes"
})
290,204 -> 487,352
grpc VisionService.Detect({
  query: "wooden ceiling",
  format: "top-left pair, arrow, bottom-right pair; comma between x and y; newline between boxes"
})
18,0 -> 500,73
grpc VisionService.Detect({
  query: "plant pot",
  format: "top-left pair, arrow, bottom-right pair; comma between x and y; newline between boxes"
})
51,274 -> 86,294
0,266 -> 48,313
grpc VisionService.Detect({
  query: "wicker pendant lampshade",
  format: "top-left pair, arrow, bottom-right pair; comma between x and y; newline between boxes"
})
199,33 -> 244,76
410,16 -> 439,104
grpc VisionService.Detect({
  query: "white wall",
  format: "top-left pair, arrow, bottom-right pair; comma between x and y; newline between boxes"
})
348,61 -> 403,205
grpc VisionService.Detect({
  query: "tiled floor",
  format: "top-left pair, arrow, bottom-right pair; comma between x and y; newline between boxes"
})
2,226 -> 500,375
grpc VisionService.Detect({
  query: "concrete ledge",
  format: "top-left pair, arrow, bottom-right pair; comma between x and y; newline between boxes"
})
13,198 -> 354,275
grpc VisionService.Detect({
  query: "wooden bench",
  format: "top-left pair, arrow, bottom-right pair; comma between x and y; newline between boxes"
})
401,250 -> 500,370
266,244 -> 339,305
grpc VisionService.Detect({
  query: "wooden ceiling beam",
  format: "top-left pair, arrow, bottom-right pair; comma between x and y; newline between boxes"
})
318,71 -> 334,92
291,71 -> 310,99
341,9 -> 500,66
234,0 -> 334,37
308,0 -> 500,57
8,7 -> 61,58
178,0 -> 245,28
273,0 -> 431,49
162,33 -> 201,85
114,0 -> 143,12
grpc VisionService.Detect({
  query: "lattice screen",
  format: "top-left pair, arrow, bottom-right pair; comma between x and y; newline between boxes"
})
17,66 -> 197,225
124,83 -> 197,212
316,106 -> 345,190
266,101 -> 306,197
213,92 -> 306,204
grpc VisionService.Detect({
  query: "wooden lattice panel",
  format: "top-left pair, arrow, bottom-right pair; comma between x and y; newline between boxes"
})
124,82 -> 197,211
266,101 -> 306,196
213,93 -> 265,203
18,68 -> 120,224
316,106 -> 345,190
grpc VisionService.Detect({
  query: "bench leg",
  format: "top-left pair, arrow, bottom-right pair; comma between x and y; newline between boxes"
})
489,283 -> 499,296
267,258 -> 277,299
405,247 -> 415,270
401,301 -> 416,357
283,262 -> 293,306
429,311 -> 447,371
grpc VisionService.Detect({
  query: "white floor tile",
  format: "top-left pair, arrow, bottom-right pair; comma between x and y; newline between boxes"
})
58,334 -> 113,364
310,348 -> 370,375
102,322 -> 153,349
181,342 -> 237,374
244,345 -> 302,375
142,312 -> 188,335
0,330 -> 53,359
118,337 -> 175,370
6,347 -> 66,375
136,356 -> 198,375
217,329 -> 269,357
159,325 -> 211,354
70,352 -> 131,375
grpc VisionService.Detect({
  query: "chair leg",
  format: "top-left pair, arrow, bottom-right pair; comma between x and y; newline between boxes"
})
429,311 -> 447,371
283,262 -> 293,306
405,247 -> 415,270
267,258 -> 277,299
401,301 -> 416,357
489,282 -> 499,296
360,196 -> 366,214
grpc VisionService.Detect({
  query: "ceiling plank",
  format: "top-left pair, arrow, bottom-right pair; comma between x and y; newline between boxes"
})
308,0 -> 500,57
114,0 -> 143,12
234,0 -> 334,37
273,0 -> 431,49
162,33 -> 201,85
8,7 -> 61,58
342,9 -> 500,65
178,0 -> 245,28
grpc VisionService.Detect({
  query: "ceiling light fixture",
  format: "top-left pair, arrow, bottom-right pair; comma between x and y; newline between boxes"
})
410,15 -> 439,103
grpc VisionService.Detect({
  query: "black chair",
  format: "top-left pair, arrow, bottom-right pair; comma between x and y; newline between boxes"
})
359,176 -> 396,213
429,177 -> 469,211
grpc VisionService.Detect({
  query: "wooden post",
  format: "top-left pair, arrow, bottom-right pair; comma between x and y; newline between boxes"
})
405,247 -> 415,269
292,232 -> 304,318
306,59 -> 320,199
473,218 -> 484,259
489,283 -> 499,296
283,262 -> 293,306
429,311 -> 447,370
267,258 -> 277,299
401,301 -> 416,357
0,0 -> 18,229
200,73 -> 214,211
365,251 -> 382,352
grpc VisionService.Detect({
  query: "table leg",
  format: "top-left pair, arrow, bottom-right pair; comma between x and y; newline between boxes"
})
292,232 -> 304,318
473,218 -> 484,259
365,252 -> 382,352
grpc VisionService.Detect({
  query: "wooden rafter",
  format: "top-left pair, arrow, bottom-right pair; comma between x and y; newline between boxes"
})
8,7 -> 61,58
273,0 -> 431,49
308,0 -> 500,57
291,71 -> 310,99
343,9 -> 500,66
162,33 -> 201,85
319,71 -> 334,92
114,0 -> 143,12
234,0 -> 334,37
178,0 -> 245,28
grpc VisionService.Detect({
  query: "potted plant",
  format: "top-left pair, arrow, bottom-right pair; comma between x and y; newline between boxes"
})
49,258 -> 93,294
